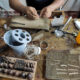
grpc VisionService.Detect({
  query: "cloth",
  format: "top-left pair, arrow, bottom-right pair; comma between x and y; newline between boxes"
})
0,0 -> 26,11
26,0 -> 54,10
0,0 -> 13,11
62,0 -> 80,11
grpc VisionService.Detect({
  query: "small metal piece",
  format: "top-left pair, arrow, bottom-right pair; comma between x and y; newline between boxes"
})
14,60 -> 26,70
3,63 -> 8,68
54,30 -> 64,37
4,69 -> 8,73
27,73 -> 32,80
6,70 -> 10,75
8,64 -> 14,69
29,63 -> 34,68
10,70 -> 15,76
29,68 -> 33,72
21,73 -> 27,78
25,68 -> 33,72
26,63 -> 29,68
4,24 -> 11,31
0,63 -> 4,67
15,72 -> 21,77
74,19 -> 80,30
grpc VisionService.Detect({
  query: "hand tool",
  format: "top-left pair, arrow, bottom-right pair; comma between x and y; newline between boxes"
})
54,17 -> 73,37
52,30 -> 77,37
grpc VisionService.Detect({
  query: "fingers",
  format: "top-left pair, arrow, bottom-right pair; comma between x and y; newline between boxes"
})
25,7 -> 52,19
27,13 -> 39,20
26,7 -> 39,19
31,9 -> 40,19
41,12 -> 48,18
40,9 -> 46,17
40,7 -> 52,18
29,8 -> 39,19
30,7 -> 38,16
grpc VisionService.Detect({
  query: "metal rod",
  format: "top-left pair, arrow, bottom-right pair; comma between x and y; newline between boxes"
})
61,16 -> 72,30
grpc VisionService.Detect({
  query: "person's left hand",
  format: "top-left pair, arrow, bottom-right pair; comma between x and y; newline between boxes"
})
40,7 -> 53,18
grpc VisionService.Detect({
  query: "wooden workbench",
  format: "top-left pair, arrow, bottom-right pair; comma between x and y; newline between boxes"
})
0,12 -> 80,80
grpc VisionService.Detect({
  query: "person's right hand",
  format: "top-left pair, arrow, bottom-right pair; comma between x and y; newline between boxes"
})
25,6 -> 39,20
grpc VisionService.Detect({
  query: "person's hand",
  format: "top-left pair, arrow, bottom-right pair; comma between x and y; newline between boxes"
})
25,6 -> 39,19
40,7 -> 53,18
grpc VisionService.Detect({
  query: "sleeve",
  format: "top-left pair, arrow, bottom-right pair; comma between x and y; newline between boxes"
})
0,0 -> 27,11
0,0 -> 14,11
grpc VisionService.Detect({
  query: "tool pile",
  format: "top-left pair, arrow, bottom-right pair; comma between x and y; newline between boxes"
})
0,56 -> 37,80
0,11 -> 80,80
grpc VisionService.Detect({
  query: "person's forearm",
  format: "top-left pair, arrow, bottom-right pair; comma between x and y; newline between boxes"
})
9,0 -> 26,13
48,0 -> 64,11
